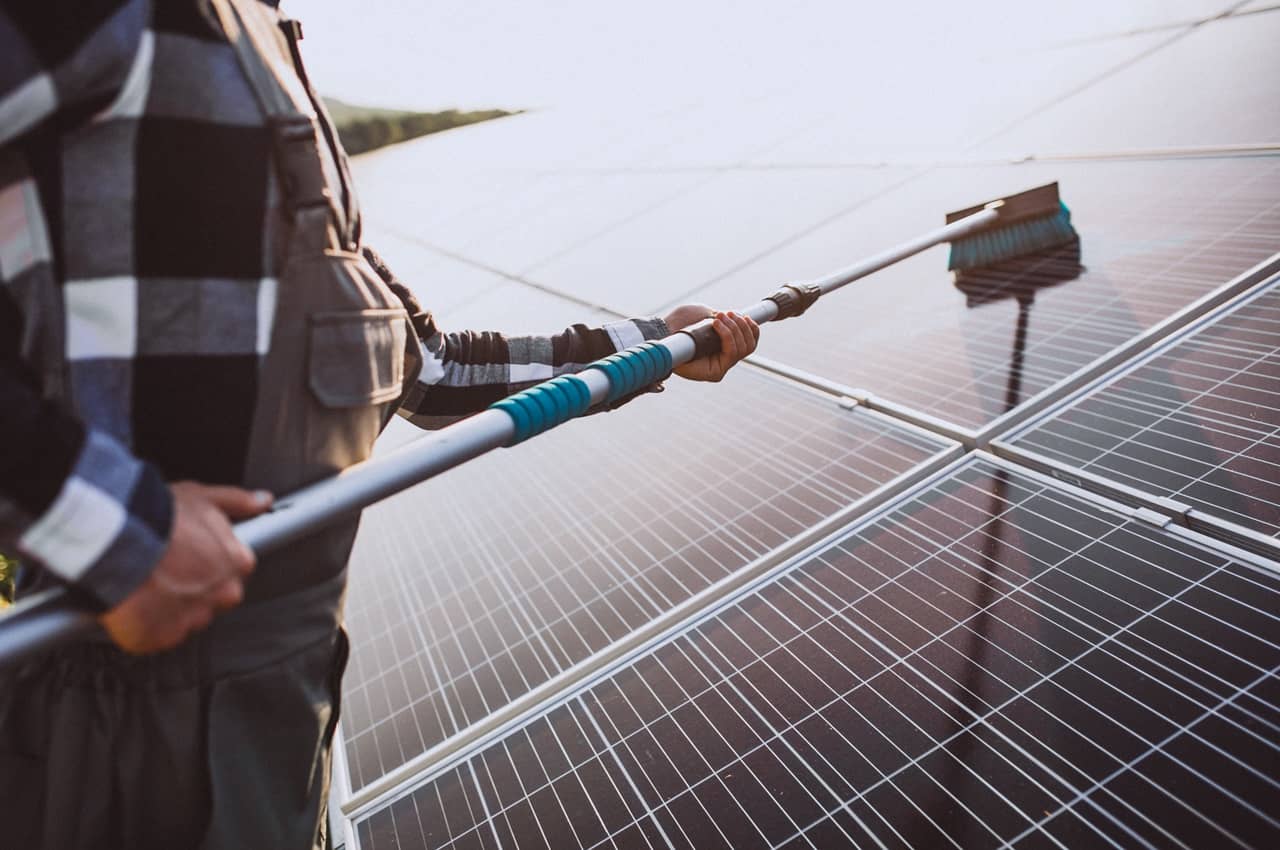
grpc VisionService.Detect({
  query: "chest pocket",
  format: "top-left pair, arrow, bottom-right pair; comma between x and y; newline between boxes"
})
308,310 -> 407,408
285,249 -> 417,479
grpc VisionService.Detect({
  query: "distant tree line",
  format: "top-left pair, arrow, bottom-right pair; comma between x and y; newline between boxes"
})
334,108 -> 516,156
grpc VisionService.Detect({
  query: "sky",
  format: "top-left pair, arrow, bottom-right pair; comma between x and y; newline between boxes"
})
294,0 -> 1239,113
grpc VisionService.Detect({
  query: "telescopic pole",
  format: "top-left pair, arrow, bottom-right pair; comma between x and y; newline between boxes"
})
0,206 -> 999,667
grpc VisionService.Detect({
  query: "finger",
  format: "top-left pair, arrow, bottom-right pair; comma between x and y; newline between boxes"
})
731,312 -> 754,357
200,485 -> 273,520
184,502 -> 252,581
713,313 -> 738,366
735,314 -> 759,355
202,508 -> 256,578
211,577 -> 245,612
725,312 -> 750,361
225,533 -> 256,578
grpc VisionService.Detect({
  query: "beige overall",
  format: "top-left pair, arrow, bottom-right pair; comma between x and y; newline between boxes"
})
0,0 -> 421,846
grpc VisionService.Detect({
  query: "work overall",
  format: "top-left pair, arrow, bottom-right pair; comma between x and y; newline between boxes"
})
0,0 -> 421,846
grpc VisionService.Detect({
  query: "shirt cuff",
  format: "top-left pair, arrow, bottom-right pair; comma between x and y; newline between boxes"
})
602,317 -> 669,351
17,429 -> 173,609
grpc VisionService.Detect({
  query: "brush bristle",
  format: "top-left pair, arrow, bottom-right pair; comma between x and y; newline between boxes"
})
948,202 -> 1078,272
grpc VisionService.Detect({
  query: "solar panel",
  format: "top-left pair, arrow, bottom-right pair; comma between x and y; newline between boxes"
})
738,29 -> 1177,168
687,156 -> 1280,432
516,167 -> 917,317
359,226 -> 620,333
988,8 -> 1280,157
325,11 -> 1280,843
997,276 -> 1280,552
349,96 -> 915,303
351,456 -> 1280,850
340,368 -> 959,792
359,232 -> 516,318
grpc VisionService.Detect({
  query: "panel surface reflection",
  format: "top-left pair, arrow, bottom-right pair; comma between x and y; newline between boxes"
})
358,458 -> 1280,850
1010,279 -> 1280,540
341,369 -> 953,790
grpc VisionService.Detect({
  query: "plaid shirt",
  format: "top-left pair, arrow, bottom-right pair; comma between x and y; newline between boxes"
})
0,0 -> 666,608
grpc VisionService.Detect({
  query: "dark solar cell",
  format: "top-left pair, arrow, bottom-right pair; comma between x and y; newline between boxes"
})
688,157 -> 1280,431
340,367 -> 956,791
1005,278 -> 1280,545
354,458 -> 1280,850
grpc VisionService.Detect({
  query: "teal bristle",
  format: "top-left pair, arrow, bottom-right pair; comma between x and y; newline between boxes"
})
948,201 -> 1077,272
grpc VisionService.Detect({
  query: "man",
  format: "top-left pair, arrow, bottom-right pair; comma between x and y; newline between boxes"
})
0,0 -> 758,847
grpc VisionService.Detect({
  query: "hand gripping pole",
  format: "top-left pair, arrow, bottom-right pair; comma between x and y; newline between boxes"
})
0,205 -> 1001,666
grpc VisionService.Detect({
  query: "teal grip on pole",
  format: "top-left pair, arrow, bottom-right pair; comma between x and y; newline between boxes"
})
586,341 -> 675,404
490,375 -> 593,446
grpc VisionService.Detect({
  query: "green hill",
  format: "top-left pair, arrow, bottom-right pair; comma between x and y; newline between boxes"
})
323,97 -> 517,155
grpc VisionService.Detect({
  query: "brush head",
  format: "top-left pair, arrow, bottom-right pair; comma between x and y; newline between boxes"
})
946,182 -> 1080,272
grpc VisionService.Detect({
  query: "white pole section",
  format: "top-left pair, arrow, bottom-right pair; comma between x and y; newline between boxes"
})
0,206 -> 999,666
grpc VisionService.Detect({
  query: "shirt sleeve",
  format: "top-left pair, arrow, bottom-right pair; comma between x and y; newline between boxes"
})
0,0 -> 148,146
1,411 -> 175,609
362,247 -> 671,430
0,317 -> 173,608
0,143 -> 171,610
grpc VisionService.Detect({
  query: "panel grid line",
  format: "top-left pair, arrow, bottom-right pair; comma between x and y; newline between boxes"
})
1012,279 -> 1280,542
342,373 -> 954,790
354,460 -> 1280,850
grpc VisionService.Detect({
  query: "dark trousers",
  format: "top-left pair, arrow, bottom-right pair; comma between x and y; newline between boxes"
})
0,569 -> 349,850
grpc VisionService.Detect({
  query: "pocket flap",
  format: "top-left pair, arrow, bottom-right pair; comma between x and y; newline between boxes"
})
308,309 -> 408,407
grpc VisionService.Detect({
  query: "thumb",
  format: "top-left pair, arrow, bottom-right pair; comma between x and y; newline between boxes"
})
199,485 -> 274,520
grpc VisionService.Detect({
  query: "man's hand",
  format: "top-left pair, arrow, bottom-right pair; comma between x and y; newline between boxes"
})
100,482 -> 272,654
663,303 -> 760,382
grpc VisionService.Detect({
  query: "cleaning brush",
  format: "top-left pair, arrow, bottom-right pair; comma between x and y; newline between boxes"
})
0,178 -> 1087,666
946,182 -> 1078,272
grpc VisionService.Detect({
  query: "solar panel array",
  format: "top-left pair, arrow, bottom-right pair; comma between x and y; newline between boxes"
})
334,2 -> 1280,846
354,458 -> 1280,850
342,371 -> 958,790
1002,279 -> 1280,549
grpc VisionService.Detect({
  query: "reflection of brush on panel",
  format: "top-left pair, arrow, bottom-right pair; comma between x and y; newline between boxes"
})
922,194 -> 1081,833
953,236 -> 1084,415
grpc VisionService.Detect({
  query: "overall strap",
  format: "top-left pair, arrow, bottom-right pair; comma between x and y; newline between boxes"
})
205,0 -> 345,249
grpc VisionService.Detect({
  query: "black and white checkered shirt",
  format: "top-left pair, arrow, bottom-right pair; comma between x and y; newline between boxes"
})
0,0 -> 666,607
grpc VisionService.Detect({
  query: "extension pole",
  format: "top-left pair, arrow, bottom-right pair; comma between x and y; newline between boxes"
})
0,206 -> 1000,667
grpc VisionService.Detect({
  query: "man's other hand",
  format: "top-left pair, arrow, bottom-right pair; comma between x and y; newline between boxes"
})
101,482 -> 272,654
663,304 -> 760,382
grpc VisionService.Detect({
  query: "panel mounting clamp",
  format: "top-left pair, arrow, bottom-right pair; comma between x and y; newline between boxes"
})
1151,496 -> 1193,523
1131,507 -> 1174,529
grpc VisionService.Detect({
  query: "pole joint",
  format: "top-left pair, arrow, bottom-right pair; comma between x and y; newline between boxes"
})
765,282 -> 821,319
